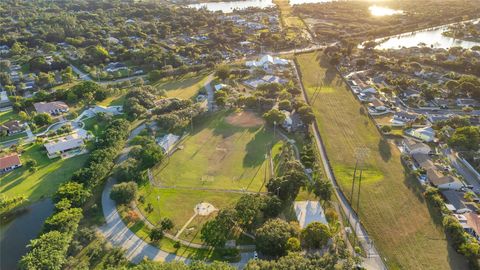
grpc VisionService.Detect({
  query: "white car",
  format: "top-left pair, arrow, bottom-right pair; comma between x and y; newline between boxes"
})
253,251 -> 258,260
456,208 -> 472,214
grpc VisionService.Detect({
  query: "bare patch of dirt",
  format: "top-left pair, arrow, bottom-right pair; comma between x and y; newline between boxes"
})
225,111 -> 264,128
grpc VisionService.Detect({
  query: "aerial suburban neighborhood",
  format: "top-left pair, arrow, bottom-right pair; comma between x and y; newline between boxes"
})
1,0 -> 480,270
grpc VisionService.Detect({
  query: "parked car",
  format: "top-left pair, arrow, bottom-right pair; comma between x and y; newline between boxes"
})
456,208 -> 472,214
253,251 -> 258,260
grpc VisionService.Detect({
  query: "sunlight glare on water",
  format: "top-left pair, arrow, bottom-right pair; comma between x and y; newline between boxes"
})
369,5 -> 403,16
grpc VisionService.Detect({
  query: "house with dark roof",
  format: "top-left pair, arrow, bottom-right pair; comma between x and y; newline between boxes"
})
0,120 -> 25,136
0,153 -> 22,173
392,111 -> 418,126
34,101 -> 69,115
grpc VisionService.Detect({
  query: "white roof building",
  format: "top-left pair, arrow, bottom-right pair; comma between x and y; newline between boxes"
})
214,84 -> 228,92
157,134 -> 180,154
246,54 -> 289,69
44,134 -> 84,158
406,126 -> 435,142
294,201 -> 328,229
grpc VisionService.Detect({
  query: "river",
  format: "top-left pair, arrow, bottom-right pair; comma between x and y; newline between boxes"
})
375,19 -> 480,50
0,199 -> 54,270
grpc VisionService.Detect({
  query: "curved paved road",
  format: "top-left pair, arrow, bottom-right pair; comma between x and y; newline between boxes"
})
99,178 -> 191,264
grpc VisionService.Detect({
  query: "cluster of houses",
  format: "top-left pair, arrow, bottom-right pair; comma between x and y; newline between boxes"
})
402,138 -> 480,241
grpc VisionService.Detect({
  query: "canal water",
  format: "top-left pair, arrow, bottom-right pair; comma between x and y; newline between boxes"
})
0,199 -> 54,270
375,19 -> 480,49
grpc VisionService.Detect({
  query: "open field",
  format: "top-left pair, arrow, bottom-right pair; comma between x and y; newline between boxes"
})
296,51 -> 468,270
154,72 -> 212,100
137,186 -> 243,243
152,111 -> 279,192
1,144 -> 89,202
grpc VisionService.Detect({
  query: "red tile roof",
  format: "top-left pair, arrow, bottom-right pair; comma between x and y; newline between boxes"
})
0,153 -> 22,170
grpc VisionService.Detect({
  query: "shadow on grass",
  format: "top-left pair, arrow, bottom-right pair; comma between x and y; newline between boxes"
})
243,127 -> 278,168
402,163 -> 425,203
378,138 -> 392,162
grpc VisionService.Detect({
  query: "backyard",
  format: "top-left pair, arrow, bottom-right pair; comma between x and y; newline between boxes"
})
296,51 -> 468,270
0,143 -> 89,202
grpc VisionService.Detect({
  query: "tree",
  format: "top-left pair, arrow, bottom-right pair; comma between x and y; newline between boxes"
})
255,218 -> 296,257
43,208 -> 83,234
55,182 -> 92,207
296,106 -> 315,125
286,237 -> 301,252
33,113 -> 53,126
300,222 -> 331,249
110,181 -> 138,204
25,159 -> 37,172
150,227 -> 164,241
381,125 -> 392,133
201,208 -> 237,247
313,179 -> 333,201
234,194 -> 265,230
262,195 -> 282,218
161,218 -> 174,231
132,143 -> 164,170
278,100 -> 292,111
263,109 -> 285,125
448,126 -> 480,151
216,65 -> 231,81
20,231 -> 70,270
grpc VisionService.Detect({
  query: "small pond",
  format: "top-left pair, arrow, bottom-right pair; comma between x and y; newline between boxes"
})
0,199 -> 54,270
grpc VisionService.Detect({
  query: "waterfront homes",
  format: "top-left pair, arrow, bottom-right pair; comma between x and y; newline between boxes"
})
34,101 -> 69,116
44,133 -> 85,158
0,153 -> 22,173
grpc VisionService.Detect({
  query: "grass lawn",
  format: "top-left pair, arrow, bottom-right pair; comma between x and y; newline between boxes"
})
296,51 -> 468,270
0,143 -> 89,202
97,93 -> 126,107
0,131 -> 27,143
137,185 -> 242,242
152,111 -> 279,192
0,110 -> 20,124
154,72 -> 212,100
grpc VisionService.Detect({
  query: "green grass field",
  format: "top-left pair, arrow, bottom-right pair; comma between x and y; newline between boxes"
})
296,51 -> 467,270
154,72 -> 212,100
0,144 -> 89,202
152,111 -> 279,192
137,186 -> 242,242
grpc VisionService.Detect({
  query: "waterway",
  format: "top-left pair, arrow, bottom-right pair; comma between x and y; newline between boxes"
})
375,19 -> 480,49
0,199 -> 54,270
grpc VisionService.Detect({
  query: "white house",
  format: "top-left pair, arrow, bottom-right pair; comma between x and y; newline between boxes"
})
281,110 -> 293,132
391,111 -> 418,126
403,138 -> 431,155
246,55 -> 289,70
294,201 -> 328,229
157,134 -> 180,154
214,84 -> 228,92
44,134 -> 85,158
405,126 -> 435,142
